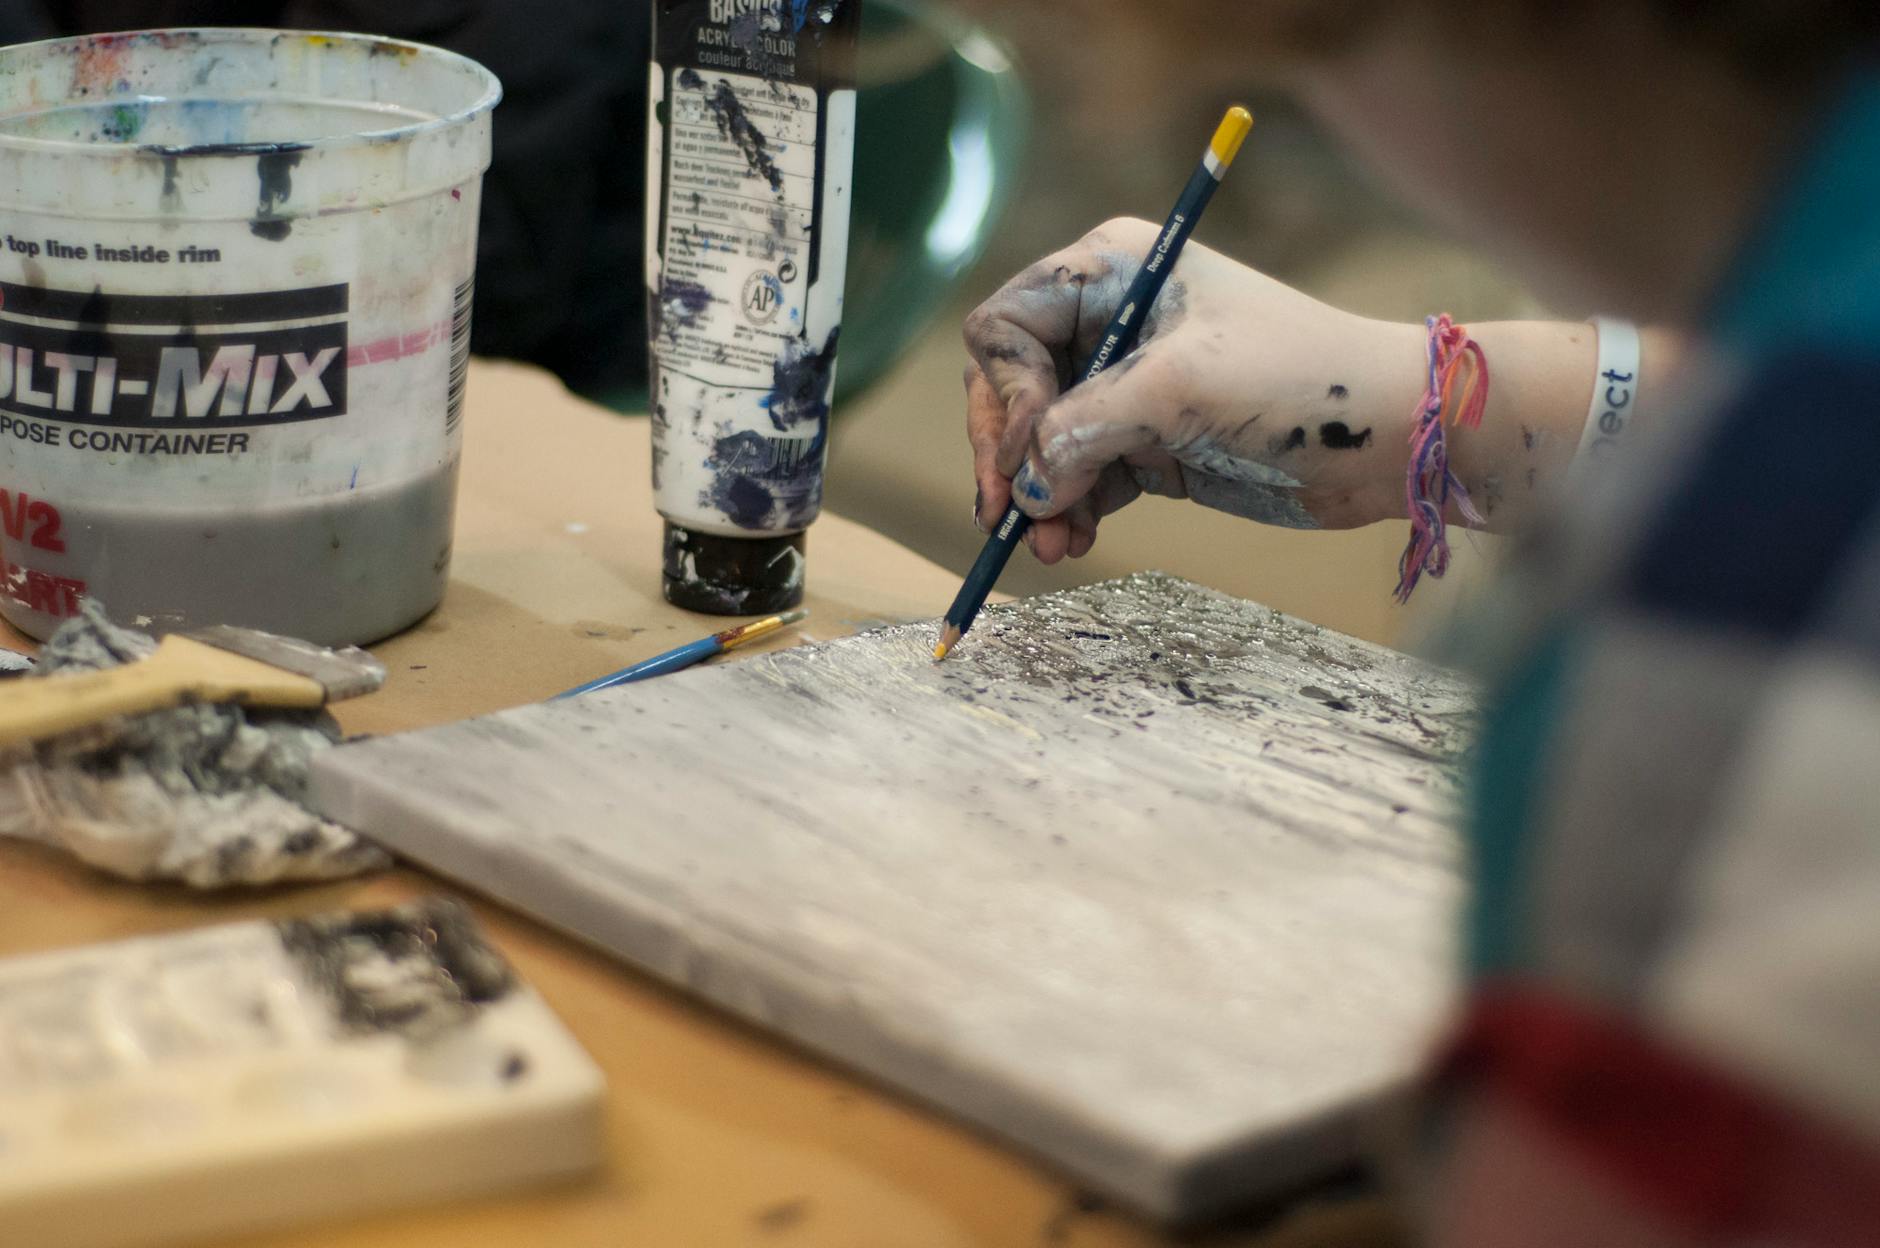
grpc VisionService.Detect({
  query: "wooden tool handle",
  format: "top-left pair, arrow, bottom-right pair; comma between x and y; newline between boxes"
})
0,637 -> 325,748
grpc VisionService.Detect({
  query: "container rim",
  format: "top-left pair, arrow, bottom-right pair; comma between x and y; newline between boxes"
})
0,27 -> 503,159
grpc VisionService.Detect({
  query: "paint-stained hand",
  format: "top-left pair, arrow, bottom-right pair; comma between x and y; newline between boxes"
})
964,218 -> 1425,563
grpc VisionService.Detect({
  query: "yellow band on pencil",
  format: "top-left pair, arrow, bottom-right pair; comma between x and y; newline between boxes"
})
1209,107 -> 1254,169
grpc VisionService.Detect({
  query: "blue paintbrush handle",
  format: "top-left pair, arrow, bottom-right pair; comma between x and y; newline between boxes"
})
554,636 -> 722,698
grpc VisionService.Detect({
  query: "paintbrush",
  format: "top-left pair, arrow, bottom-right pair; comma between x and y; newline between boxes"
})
0,625 -> 386,748
935,105 -> 1254,661
554,609 -> 809,698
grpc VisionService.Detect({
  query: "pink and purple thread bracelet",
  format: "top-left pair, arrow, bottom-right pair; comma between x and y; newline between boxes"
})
1396,313 -> 1490,602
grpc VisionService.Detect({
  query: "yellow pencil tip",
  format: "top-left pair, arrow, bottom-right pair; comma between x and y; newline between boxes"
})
1209,106 -> 1254,168
933,642 -> 950,662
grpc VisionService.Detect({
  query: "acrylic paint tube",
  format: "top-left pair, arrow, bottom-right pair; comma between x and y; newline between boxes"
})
646,0 -> 859,614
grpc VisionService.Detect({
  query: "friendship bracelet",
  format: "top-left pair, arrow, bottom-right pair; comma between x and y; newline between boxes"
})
1395,314 -> 1489,604
1570,316 -> 1641,476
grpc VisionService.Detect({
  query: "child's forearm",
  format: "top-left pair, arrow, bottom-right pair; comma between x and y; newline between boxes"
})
1437,321 -> 1687,533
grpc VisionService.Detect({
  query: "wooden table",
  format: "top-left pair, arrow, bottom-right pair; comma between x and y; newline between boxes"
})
0,361 -> 1403,1248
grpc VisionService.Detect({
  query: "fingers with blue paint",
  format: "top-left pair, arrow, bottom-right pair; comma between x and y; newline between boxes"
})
939,108 -> 1256,659
965,221 -> 1465,562
1010,461 -> 1052,511
964,241 -> 1659,593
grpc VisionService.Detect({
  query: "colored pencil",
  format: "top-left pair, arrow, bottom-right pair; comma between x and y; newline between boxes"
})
934,106 -> 1254,661
555,609 -> 809,697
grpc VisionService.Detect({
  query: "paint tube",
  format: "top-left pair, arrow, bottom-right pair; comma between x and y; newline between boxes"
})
646,0 -> 858,615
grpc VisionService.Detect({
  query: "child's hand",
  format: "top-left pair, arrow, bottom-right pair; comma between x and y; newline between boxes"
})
963,217 -> 1423,563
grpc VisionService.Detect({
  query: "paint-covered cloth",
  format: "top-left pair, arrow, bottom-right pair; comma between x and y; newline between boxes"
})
1435,72 -> 1880,1239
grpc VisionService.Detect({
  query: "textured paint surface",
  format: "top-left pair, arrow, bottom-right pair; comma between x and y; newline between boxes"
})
310,573 -> 1475,1221
277,901 -> 515,1039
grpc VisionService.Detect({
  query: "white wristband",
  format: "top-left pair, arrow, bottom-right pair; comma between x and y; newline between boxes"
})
1573,317 -> 1641,473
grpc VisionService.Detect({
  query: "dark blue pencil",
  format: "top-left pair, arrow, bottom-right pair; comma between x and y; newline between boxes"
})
934,106 -> 1254,661
555,609 -> 808,697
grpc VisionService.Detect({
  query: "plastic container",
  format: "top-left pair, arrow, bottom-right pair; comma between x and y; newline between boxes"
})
646,1 -> 859,615
0,29 -> 500,645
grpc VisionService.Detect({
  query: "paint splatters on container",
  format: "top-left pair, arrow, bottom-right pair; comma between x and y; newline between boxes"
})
678,67 -> 785,194
657,274 -> 715,341
252,146 -> 303,240
157,153 -> 182,211
700,424 -> 825,531
763,328 -> 839,432
137,137 -> 314,240
99,101 -> 149,141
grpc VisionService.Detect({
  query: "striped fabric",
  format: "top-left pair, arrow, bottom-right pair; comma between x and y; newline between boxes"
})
1440,69 -> 1880,1239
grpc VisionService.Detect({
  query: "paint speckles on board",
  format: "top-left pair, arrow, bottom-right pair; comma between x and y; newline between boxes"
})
678,67 -> 785,194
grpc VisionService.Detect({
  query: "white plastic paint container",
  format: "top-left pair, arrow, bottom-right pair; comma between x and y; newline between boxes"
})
0,30 -> 499,644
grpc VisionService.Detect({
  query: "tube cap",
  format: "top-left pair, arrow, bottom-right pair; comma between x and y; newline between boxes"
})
662,522 -> 806,616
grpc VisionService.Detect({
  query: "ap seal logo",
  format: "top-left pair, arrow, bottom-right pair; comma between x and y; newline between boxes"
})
741,270 -> 785,326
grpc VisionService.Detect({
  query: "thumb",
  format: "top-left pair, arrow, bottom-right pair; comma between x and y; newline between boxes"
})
1010,356 -> 1169,519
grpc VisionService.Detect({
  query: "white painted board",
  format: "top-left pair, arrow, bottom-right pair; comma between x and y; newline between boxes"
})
308,573 -> 1474,1222
0,899 -> 603,1248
